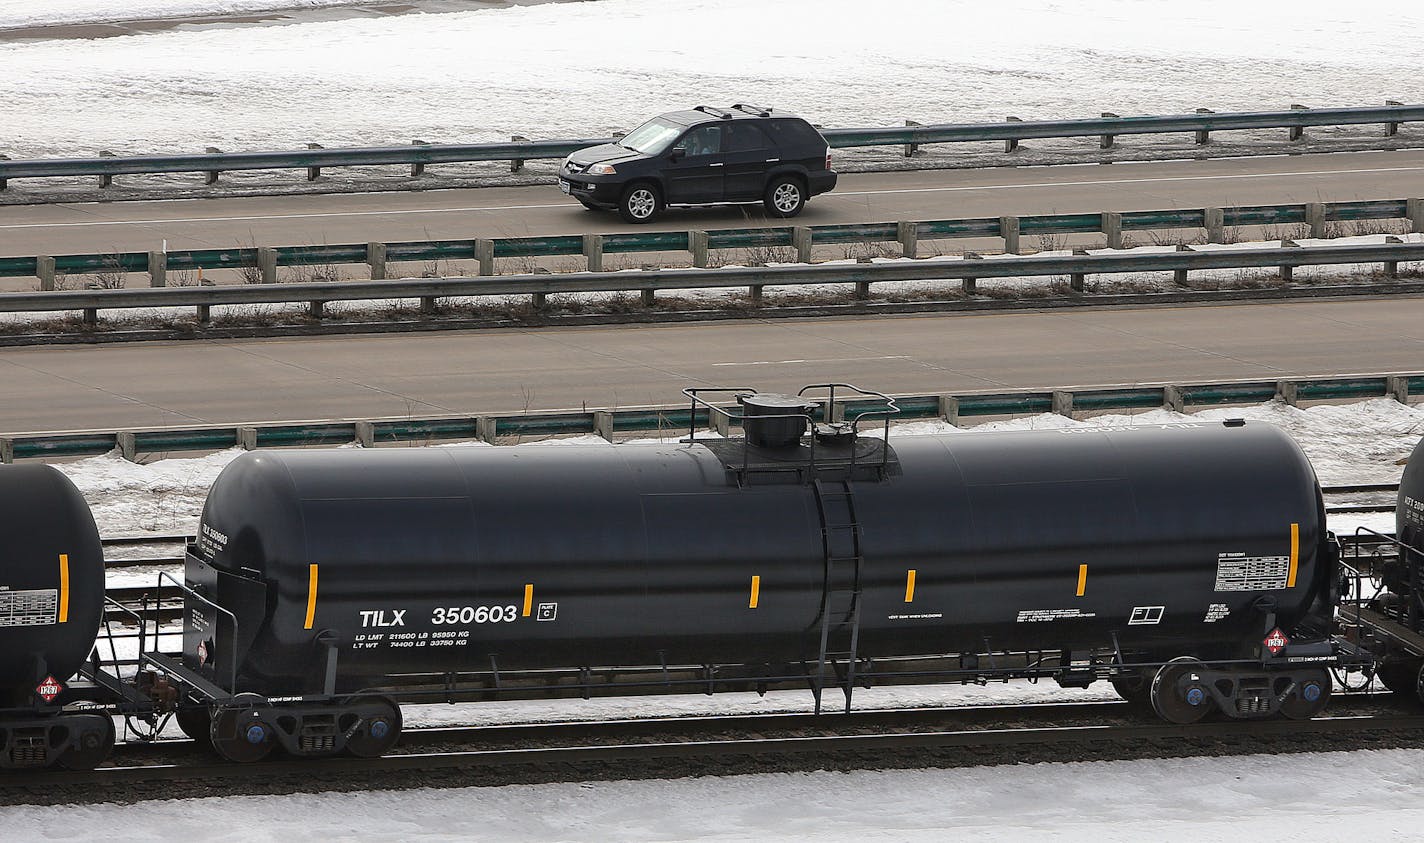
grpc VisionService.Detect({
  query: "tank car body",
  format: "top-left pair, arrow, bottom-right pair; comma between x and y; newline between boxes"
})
172,404 -> 1346,760
0,464 -> 114,769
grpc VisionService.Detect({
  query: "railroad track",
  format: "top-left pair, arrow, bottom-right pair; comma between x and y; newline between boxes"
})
5,696 -> 1422,805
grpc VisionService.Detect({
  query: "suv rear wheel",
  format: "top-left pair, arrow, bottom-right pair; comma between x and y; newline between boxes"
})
619,182 -> 663,223
764,176 -> 805,218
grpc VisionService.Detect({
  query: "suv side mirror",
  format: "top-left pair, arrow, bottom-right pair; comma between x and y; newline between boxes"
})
669,147 -> 687,162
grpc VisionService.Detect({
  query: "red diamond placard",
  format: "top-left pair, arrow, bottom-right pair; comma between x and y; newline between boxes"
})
35,675 -> 63,702
1264,627 -> 1289,655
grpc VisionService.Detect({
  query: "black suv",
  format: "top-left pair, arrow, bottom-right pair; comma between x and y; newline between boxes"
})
558,105 -> 837,223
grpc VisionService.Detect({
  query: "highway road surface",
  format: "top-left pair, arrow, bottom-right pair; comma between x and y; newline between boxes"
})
2,296 -> 1423,434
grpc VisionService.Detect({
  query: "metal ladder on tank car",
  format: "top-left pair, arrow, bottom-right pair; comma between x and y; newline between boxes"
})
812,478 -> 866,714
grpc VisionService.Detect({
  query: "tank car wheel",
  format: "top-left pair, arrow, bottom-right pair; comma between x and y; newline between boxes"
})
341,695 -> 403,758
210,694 -> 276,763
177,702 -> 214,748
57,714 -> 116,771
1376,661 -> 1424,700
1151,657 -> 1214,724
1279,668 -> 1332,720
1110,671 -> 1154,709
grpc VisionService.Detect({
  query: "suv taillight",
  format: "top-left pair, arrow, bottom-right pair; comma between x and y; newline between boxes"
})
825,149 -> 832,171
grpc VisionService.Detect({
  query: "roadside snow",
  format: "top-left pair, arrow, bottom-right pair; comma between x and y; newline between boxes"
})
1,0 -> 1421,158
3,748 -> 1423,841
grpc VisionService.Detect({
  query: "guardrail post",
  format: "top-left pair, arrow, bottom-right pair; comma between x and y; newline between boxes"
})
1173,243 -> 1192,286
204,147 -> 222,184
148,251 -> 166,287
306,143 -> 324,180
642,287 -> 656,307
83,307 -> 98,327
583,233 -> 604,273
511,135 -> 528,173
1163,385 -> 1186,413
748,283 -> 763,304
690,230 -> 710,268
354,421 -> 375,448
1279,239 -> 1299,282
410,140 -> 429,177
196,304 -> 210,325
1070,248 -> 1088,291
937,395 -> 959,426
1052,391 -> 1074,418
1276,380 -> 1299,406
1385,235 -> 1404,277
366,242 -> 387,280
792,226 -> 813,263
475,239 -> 495,276
1194,109 -> 1214,144
1384,375 -> 1406,404
1289,105 -> 1308,141
594,411 -> 615,442
962,252 -> 982,294
475,417 -> 498,444
1305,203 -> 1326,238
37,256 -> 56,291
98,150 -> 116,188
897,221 -> 918,258
999,215 -> 1021,254
258,247 -> 278,284
0,438 -> 12,464
1204,208 -> 1225,244
236,427 -> 258,450
1408,198 -> 1423,234
1102,212 -> 1123,249
1004,117 -> 1023,152
531,292 -> 547,310
308,300 -> 324,320
0,154 -> 8,191
710,408 -> 731,437
420,296 -> 437,314
903,120 -> 921,157
1386,101 -> 1404,136
1100,113 -> 1118,149
116,431 -> 137,461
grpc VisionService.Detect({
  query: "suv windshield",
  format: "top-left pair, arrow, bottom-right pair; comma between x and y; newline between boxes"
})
620,118 -> 684,154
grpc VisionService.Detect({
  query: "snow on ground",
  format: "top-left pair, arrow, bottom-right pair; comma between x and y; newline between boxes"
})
0,0 -> 376,30
1,0 -> 1422,158
5,748 -> 1424,841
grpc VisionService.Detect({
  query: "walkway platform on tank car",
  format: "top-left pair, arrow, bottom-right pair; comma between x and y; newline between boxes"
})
697,435 -> 900,485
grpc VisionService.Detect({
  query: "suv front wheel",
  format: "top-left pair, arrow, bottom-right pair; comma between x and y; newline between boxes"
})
619,182 -> 663,224
764,176 -> 805,218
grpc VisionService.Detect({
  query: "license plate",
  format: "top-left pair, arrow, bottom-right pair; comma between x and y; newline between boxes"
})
558,179 -> 572,194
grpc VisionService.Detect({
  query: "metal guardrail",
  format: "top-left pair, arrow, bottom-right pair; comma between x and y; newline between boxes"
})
5,371 -> 1421,463
4,198 -> 1422,288
1,241 -> 1421,327
0,104 -> 1418,189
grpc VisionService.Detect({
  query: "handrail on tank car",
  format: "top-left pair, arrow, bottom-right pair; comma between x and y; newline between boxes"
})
150,571 -> 242,697
1341,526 -> 1421,633
99,596 -> 146,679
796,383 -> 900,473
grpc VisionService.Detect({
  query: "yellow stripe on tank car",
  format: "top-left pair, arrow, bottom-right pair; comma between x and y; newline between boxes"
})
1287,522 -> 1300,588
58,554 -> 69,624
1076,563 -> 1088,597
303,564 -> 319,630
904,569 -> 917,603
523,583 -> 534,617
749,575 -> 761,609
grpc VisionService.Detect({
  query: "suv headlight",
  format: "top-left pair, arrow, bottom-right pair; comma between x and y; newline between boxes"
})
587,163 -> 617,175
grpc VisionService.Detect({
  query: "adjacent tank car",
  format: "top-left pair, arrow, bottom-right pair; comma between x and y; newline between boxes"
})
0,464 -> 113,769
157,386 -> 1348,762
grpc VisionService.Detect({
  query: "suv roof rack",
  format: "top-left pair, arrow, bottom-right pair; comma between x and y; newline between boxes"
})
731,103 -> 774,117
693,105 -> 735,119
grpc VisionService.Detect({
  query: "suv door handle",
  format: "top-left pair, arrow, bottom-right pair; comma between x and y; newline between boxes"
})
765,158 -> 780,162
709,163 -> 724,167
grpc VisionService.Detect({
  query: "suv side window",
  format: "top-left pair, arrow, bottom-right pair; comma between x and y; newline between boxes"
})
679,124 -> 724,158
726,122 -> 772,153
765,118 -> 825,152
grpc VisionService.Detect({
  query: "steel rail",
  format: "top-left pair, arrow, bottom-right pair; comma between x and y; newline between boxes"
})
20,712 -> 1424,793
0,104 -> 1419,186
